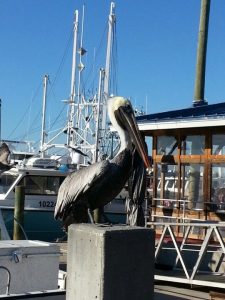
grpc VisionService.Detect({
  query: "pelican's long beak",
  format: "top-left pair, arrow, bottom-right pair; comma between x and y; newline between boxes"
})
116,105 -> 151,173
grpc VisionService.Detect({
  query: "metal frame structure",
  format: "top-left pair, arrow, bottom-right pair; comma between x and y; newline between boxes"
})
65,2 -> 117,164
147,221 -> 225,288
39,3 -> 118,164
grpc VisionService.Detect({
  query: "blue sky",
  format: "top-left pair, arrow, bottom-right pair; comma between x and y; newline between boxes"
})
1,0 -> 225,145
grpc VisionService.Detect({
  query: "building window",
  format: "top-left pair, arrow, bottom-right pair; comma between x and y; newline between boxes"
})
157,136 -> 178,155
212,134 -> 225,155
181,135 -> 205,155
156,164 -> 178,207
211,164 -> 225,211
181,164 -> 204,210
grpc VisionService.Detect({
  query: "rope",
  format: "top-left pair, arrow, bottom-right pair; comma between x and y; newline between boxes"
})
0,266 -> 11,295
7,81 -> 42,139
13,217 -> 28,240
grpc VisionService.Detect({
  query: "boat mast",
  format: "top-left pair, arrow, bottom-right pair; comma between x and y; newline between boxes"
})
94,68 -> 105,162
67,10 -> 79,146
41,3 -> 116,164
76,5 -> 86,131
102,2 -> 116,130
40,74 -> 48,158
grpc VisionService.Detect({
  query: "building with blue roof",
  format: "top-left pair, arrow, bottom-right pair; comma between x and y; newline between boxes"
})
136,101 -> 225,228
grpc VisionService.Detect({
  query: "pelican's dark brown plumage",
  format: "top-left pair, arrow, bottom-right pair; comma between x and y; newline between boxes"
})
54,96 -> 151,229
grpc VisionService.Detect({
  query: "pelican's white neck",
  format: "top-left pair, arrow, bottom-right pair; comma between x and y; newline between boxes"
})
108,98 -> 131,154
112,117 -> 130,153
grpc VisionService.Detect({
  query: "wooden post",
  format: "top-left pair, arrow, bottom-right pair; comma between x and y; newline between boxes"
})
194,0 -> 211,104
93,208 -> 100,223
13,185 -> 25,240
94,207 -> 103,223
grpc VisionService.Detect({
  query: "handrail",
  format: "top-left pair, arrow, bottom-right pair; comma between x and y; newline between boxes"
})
148,221 -> 225,288
148,221 -> 225,227
13,217 -> 28,240
153,198 -> 190,203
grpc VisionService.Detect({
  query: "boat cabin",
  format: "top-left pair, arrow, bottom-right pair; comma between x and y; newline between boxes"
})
137,101 -> 225,234
0,158 -> 70,241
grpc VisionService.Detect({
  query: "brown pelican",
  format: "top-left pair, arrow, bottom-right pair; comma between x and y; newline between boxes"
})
0,143 -> 11,172
54,96 -> 151,229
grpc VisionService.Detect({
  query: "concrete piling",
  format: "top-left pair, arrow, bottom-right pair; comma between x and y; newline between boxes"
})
66,224 -> 155,300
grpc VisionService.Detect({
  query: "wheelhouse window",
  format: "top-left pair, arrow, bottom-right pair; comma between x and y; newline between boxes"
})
0,173 -> 20,194
19,175 -> 65,195
181,135 -> 205,155
157,136 -> 178,155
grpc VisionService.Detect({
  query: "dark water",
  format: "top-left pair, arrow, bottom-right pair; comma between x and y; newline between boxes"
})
2,209 -> 126,242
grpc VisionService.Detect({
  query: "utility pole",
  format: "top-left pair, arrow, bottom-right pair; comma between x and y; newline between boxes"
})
194,0 -> 211,105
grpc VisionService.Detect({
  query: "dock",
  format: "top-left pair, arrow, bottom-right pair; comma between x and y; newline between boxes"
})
58,242 -> 67,272
56,242 -> 222,300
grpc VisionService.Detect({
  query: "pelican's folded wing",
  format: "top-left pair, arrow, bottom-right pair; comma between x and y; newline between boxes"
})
54,159 -> 110,220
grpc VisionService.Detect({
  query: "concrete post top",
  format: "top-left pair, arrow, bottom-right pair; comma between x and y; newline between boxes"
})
66,223 -> 155,300
68,223 -> 154,235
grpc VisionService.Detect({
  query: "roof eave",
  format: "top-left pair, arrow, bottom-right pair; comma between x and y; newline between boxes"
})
138,117 -> 225,131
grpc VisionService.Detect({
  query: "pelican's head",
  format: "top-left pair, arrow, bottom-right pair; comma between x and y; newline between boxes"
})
108,96 -> 151,172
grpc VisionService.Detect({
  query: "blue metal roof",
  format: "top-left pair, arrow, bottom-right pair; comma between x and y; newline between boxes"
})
136,101 -> 225,122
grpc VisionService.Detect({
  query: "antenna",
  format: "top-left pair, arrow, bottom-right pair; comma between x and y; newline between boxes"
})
145,94 -> 148,114
40,75 -> 48,157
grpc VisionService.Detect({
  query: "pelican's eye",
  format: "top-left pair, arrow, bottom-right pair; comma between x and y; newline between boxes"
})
124,104 -> 133,115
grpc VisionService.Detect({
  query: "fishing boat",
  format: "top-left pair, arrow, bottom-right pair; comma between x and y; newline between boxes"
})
0,157 -> 69,241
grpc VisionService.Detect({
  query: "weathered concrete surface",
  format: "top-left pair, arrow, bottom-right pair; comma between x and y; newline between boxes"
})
66,224 -> 155,300
0,240 -> 59,295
